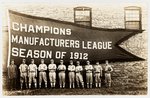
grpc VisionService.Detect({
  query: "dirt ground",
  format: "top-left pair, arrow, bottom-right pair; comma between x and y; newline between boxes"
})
3,87 -> 147,96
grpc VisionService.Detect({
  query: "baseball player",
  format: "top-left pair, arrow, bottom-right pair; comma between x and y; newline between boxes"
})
104,60 -> 113,88
19,59 -> 28,89
85,60 -> 93,88
48,59 -> 57,88
94,61 -> 103,88
68,60 -> 76,88
57,60 -> 66,88
38,59 -> 47,88
8,59 -> 17,90
75,61 -> 84,88
28,59 -> 38,89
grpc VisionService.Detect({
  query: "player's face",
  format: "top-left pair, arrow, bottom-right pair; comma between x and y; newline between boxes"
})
70,62 -> 73,65
51,60 -> 54,64
105,60 -> 108,65
96,62 -> 99,65
77,62 -> 80,66
87,61 -> 90,65
23,60 -> 25,64
60,61 -> 63,65
31,61 -> 34,64
41,60 -> 44,64
11,61 -> 14,65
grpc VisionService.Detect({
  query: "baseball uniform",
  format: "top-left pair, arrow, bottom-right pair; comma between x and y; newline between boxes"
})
94,64 -> 103,87
28,64 -> 37,88
75,65 -> 84,88
19,63 -> 28,89
68,64 -> 76,88
105,64 -> 113,87
85,64 -> 93,88
58,64 -> 66,88
48,64 -> 57,88
38,63 -> 47,88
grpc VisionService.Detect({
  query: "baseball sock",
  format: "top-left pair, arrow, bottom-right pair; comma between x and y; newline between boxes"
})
69,83 -> 71,88
29,83 -> 31,89
63,83 -> 65,88
99,83 -> 101,87
20,83 -> 23,89
87,83 -> 89,88
82,82 -> 84,88
39,83 -> 41,88
90,83 -> 92,88
53,83 -> 56,87
51,83 -> 53,88
35,83 -> 37,88
73,83 -> 75,88
95,83 -> 98,88
45,83 -> 47,88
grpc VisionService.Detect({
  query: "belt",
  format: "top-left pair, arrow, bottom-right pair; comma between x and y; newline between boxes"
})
95,72 -> 100,73
30,71 -> 35,73
40,71 -> 46,72
86,71 -> 92,73
21,71 -> 27,73
69,71 -> 75,72
76,72 -> 81,73
59,71 -> 65,73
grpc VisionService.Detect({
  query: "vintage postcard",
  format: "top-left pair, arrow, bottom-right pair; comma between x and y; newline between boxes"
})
1,0 -> 148,96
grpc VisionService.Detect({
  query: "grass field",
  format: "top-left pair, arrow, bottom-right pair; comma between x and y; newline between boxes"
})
3,87 -> 147,95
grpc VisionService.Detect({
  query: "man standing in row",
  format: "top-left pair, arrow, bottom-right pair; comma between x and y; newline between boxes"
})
105,60 -> 113,88
38,59 -> 47,88
68,60 -> 76,88
8,59 -> 18,90
19,59 -> 28,89
75,61 -> 84,88
94,61 -> 103,88
85,61 -> 93,88
28,59 -> 37,89
48,59 -> 57,88
58,60 -> 66,88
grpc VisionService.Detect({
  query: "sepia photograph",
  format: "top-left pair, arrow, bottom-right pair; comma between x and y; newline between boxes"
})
1,0 -> 148,96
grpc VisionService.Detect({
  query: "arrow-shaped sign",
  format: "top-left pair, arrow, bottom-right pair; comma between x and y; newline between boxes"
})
8,10 -> 144,65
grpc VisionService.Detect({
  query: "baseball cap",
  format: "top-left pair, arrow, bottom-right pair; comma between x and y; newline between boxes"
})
86,60 -> 90,63
50,59 -> 54,61
60,60 -> 63,62
70,60 -> 73,63
76,61 -> 80,64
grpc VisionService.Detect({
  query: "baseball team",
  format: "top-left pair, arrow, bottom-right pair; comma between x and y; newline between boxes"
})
8,59 -> 113,90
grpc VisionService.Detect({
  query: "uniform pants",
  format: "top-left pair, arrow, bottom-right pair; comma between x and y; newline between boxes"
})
69,72 -> 75,83
58,72 -> 65,86
49,72 -> 56,83
76,73 -> 84,84
39,72 -> 47,83
86,72 -> 93,83
29,72 -> 36,83
20,72 -> 28,83
95,73 -> 101,83
105,73 -> 111,85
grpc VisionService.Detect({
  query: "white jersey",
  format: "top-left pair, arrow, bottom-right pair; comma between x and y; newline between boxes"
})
76,65 -> 83,72
85,65 -> 93,72
19,64 -> 28,72
68,65 -> 76,71
105,64 -> 113,72
48,64 -> 57,70
58,65 -> 66,71
38,64 -> 47,71
28,64 -> 37,72
94,65 -> 103,73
